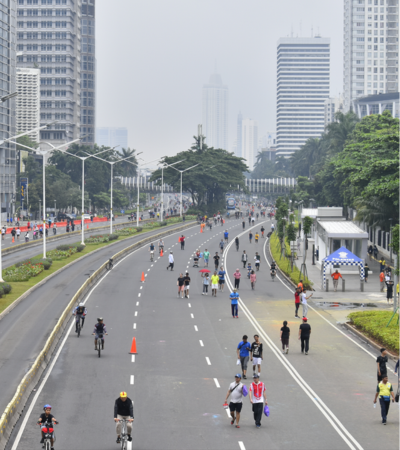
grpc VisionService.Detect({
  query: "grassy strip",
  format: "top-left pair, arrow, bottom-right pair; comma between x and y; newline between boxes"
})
270,231 -> 313,290
348,311 -> 399,353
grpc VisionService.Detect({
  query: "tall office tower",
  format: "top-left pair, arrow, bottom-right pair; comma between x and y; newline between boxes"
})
276,37 -> 330,157
80,0 -> 95,145
202,73 -> 228,150
324,95 -> 344,126
17,0 -> 81,147
96,127 -> 128,149
0,0 -> 17,218
242,119 -> 258,171
236,111 -> 242,157
16,67 -> 40,140
343,0 -> 399,112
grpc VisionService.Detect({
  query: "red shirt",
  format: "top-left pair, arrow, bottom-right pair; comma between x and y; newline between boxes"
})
294,292 -> 300,304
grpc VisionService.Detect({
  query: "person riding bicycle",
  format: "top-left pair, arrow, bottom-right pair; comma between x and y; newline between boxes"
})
271,223 -> 275,232
37,404 -> 58,447
149,242 -> 155,260
92,317 -> 108,351
235,236 -> 239,251
271,261 -> 277,271
73,302 -> 87,333
261,226 -> 265,237
224,230 -> 229,242
158,239 -> 164,254
114,391 -> 134,444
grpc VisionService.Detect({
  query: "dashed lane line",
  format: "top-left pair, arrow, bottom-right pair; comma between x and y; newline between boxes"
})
199,340 -> 204,347
205,357 -> 211,365
213,378 -> 220,388
194,325 -> 198,331
130,375 -> 134,385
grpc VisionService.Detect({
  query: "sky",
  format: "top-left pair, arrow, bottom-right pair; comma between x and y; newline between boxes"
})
96,0 -> 344,160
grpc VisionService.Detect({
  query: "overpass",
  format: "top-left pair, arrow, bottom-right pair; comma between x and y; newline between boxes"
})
118,176 -> 174,192
245,177 -> 296,193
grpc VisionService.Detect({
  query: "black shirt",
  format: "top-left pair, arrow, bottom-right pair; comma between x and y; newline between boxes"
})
377,355 -> 388,374
177,277 -> 185,286
114,397 -> 134,418
39,413 -> 54,424
281,326 -> 290,339
214,255 -> 220,266
299,323 -> 311,337
184,276 -> 190,286
251,342 -> 263,358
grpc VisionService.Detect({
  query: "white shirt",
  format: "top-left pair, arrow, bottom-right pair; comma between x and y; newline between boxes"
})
229,381 -> 244,403
250,381 -> 265,403
168,254 -> 174,263
301,292 -> 307,305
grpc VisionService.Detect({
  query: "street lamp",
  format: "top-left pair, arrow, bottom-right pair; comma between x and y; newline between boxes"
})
0,92 -> 18,102
160,160 -> 185,220
389,218 -> 393,264
0,120 -> 57,146
168,163 -> 200,217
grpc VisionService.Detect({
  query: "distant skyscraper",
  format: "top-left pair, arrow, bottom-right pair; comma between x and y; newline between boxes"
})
96,127 -> 128,149
236,111 -> 242,157
16,68 -> 40,142
242,119 -> 258,171
276,37 -> 330,157
202,73 -> 228,150
324,95 -> 344,127
343,0 -> 399,112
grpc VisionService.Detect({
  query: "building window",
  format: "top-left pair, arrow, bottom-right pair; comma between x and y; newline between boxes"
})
18,21 -> 24,27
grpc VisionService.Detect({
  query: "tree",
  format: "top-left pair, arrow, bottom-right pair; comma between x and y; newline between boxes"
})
119,148 -> 138,177
252,151 -> 289,179
326,110 -> 359,155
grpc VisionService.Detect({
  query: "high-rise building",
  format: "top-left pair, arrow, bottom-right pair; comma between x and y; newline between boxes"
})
276,37 -> 330,157
96,127 -> 128,149
80,0 -> 95,145
236,111 -> 242,157
324,95 -> 344,126
202,73 -> 228,150
242,119 -> 258,171
343,0 -> 399,112
16,0 -> 82,147
16,67 -> 40,141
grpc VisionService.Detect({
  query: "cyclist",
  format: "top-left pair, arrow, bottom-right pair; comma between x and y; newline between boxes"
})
37,404 -> 58,447
271,223 -> 275,232
235,236 -> 239,251
261,226 -> 265,238
149,242 -> 155,260
114,392 -> 134,444
73,302 -> 87,333
219,239 -> 224,251
158,239 -> 164,254
271,260 -> 277,272
92,317 -> 108,351
224,230 -> 229,243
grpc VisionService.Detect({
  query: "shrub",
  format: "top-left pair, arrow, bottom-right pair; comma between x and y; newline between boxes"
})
0,282 -> 11,294
109,234 -> 119,241
76,244 -> 85,252
47,248 -> 77,260
56,244 -> 74,251
0,286 -> 5,297
136,227 -> 143,232
35,258 -> 53,270
160,221 -> 167,227
4,262 -> 44,282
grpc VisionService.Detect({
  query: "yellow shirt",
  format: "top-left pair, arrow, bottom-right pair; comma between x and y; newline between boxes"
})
255,234 -> 259,239
211,275 -> 219,285
377,382 -> 392,398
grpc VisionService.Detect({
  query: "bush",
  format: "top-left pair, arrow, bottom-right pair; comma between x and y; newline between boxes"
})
76,244 -> 85,252
0,282 -> 11,294
0,286 -> 5,297
160,221 -> 167,227
56,244 -> 74,251
136,227 -> 143,232
109,234 -> 119,241
47,247 -> 77,260
35,258 -> 53,270
4,261 -> 45,282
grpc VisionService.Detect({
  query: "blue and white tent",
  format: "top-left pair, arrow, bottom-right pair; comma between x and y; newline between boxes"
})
321,246 -> 365,289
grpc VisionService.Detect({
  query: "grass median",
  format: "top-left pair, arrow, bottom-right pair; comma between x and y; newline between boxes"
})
347,310 -> 399,353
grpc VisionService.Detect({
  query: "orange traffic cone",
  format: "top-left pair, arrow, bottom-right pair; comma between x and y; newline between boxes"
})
130,337 -> 137,354
87,224 -> 89,229
160,248 -> 163,257
200,227 -> 203,233
141,271 -> 145,282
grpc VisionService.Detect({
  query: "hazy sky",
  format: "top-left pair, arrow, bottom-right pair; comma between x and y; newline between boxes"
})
96,0 -> 343,160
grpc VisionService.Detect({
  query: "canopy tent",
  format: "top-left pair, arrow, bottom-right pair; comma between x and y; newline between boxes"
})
321,246 -> 365,289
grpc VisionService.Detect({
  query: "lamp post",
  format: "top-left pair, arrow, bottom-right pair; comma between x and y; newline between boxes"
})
297,200 -> 303,238
160,160 -> 185,221
169,163 -> 200,217
389,218 -> 393,264
54,200 -> 56,220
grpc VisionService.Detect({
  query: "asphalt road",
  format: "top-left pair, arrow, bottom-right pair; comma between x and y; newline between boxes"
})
7,215 -> 399,450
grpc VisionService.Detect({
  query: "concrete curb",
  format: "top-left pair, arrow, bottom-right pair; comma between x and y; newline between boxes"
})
267,237 -> 297,290
342,322 -> 399,361
0,220 -> 196,449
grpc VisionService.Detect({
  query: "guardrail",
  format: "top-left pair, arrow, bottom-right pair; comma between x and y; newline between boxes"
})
0,220 -> 196,449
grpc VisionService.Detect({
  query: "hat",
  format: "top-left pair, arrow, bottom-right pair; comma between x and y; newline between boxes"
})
235,373 -> 242,378
253,373 -> 259,378
233,288 -> 237,292
120,391 -> 127,398
302,317 -> 307,322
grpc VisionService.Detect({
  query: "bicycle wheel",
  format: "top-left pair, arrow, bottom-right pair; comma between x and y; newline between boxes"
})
98,341 -> 101,358
77,321 -> 81,338
45,440 -> 51,450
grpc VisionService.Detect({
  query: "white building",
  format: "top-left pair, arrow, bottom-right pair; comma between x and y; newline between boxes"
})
276,37 -> 330,157
324,95 -> 344,126
16,68 -> 40,143
343,0 -> 399,112
96,127 -> 128,150
353,91 -> 399,118
202,73 -> 228,150
242,119 -> 258,171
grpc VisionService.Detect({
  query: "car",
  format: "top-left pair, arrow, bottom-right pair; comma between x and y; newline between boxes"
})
81,214 -> 91,220
57,212 -> 74,221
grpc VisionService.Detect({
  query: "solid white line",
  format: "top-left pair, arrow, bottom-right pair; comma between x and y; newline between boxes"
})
188,303 -> 191,308
130,375 -> 134,385
133,323 -> 136,329
135,311 -> 138,316
131,355 -> 135,362
199,340 -> 204,347
190,313 -> 194,318
213,378 -> 220,388
238,442 -> 246,450
205,357 -> 211,365
194,325 -> 198,331
136,302 -> 139,306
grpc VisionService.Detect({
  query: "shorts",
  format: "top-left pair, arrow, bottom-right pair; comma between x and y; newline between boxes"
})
229,402 -> 243,413
240,356 -> 249,370
212,284 -> 218,289
204,258 -> 209,263
252,357 -> 262,365
219,279 -> 225,285
178,285 -> 184,292
185,285 -> 190,290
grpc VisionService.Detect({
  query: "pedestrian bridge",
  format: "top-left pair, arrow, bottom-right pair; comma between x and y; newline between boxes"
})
118,176 -> 174,192
244,178 -> 296,193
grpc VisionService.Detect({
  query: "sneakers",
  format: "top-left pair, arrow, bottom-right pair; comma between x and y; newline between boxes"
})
286,348 -> 289,354
231,418 -> 235,425
236,425 -> 240,428
40,438 -> 44,444
94,347 -> 98,351
128,435 -> 132,441
187,295 -> 190,299
305,352 -> 308,355
236,316 -> 239,318
202,293 -> 204,296
116,437 -> 121,444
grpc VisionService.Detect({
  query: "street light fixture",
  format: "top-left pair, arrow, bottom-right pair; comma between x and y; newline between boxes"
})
168,163 -> 200,217
1,92 -> 18,102
159,160 -> 185,220
0,120 -> 58,146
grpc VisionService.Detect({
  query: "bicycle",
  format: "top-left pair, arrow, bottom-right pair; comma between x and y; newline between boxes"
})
75,315 -> 84,338
150,251 -> 154,262
106,258 -> 114,271
37,420 -> 58,450
95,333 -> 105,358
271,270 -> 276,282
117,419 -> 131,450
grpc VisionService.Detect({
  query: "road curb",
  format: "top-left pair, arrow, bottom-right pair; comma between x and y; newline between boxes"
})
267,238 -> 297,289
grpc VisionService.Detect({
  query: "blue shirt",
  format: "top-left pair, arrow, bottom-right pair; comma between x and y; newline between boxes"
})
218,270 -> 226,281
230,292 -> 239,305
224,232 -> 229,238
237,340 -> 251,357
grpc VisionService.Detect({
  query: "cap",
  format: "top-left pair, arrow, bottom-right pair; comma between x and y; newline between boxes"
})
235,374 -> 242,378
302,317 -> 307,322
233,288 -> 237,292
253,373 -> 259,378
120,391 -> 127,398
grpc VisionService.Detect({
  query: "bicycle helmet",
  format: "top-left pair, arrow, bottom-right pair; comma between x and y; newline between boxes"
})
79,302 -> 84,307
97,317 -> 103,322
43,404 -> 52,410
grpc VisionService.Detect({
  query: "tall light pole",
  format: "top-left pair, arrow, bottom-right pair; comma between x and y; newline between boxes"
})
169,163 -> 200,217
160,160 -> 185,221
389,218 -> 393,264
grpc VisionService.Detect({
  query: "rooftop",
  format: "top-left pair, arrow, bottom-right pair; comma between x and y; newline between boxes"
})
318,221 -> 368,238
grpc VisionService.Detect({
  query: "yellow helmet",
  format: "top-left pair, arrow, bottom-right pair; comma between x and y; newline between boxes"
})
120,391 -> 127,398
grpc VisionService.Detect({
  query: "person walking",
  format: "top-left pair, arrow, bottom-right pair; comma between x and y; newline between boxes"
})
373,245 -> 378,259
237,335 -> 251,379
11,227 -> 16,242
230,288 -> 239,318
167,252 -> 174,271
16,227 -> 21,240
298,318 -> 311,355
177,273 -> 185,298
294,287 -> 301,318
331,270 -> 342,292
233,269 -> 241,289
211,271 -> 219,297
385,280 -> 394,304
280,321 -> 290,354
203,249 -> 210,267
374,375 -> 395,424
251,335 -> 263,376
377,348 -> 388,382
248,231 -> 253,243
241,250 -> 248,269
224,374 -> 245,428
218,266 -> 226,292
364,263 -> 369,283
297,280 -> 304,292
184,272 -> 191,299
301,288 -> 312,319
180,235 -> 185,250
379,257 -> 386,272
114,392 -> 134,444
202,273 -> 210,295
367,245 -> 373,261
380,270 -> 385,292
250,270 -> 257,290
214,252 -> 220,271
249,374 -> 267,428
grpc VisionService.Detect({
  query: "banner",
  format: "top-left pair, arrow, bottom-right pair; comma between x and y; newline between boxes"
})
20,177 -> 28,207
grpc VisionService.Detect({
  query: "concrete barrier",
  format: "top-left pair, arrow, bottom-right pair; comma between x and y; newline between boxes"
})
0,220 -> 195,449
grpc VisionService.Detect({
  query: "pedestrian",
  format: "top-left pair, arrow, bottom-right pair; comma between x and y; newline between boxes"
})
377,348 -> 388,382
114,392 -> 134,444
224,374 -> 244,428
233,268 -> 241,289
294,287 -> 301,318
254,232 -> 259,243
297,280 -> 304,292
242,220 -> 245,230
177,273 -> 185,298
184,272 -> 191,299
203,249 -> 210,267
248,231 -> 253,243
211,271 -> 219,297
380,270 -> 385,292
241,250 -> 248,269
167,251 -> 174,271
364,264 -> 369,283
1,226 -> 5,240
219,239 -> 224,251
27,220 -> 31,230
374,375 -> 395,425
367,245 -> 373,260
301,288 -> 313,319
379,257 -> 386,272
251,335 -> 263,376
249,374 -> 267,428
280,320 -> 290,354
180,235 -> 185,250
218,266 -> 226,292
11,227 -> 16,241
250,270 -> 256,290
214,252 -> 220,271
373,245 -> 378,259
298,317 -> 311,355
16,227 -> 21,240
331,270 -> 342,292
201,273 -> 209,295
230,288 -> 239,318
236,335 -> 251,379
386,280 -> 394,304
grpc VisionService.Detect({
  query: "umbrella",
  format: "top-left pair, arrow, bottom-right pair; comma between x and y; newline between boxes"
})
199,269 -> 210,273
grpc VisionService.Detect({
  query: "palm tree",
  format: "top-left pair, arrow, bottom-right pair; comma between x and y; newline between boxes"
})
326,111 -> 359,155
119,147 -> 137,177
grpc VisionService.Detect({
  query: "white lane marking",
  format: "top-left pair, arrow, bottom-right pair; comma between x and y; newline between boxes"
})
136,302 -> 139,306
194,325 -> 198,331
151,264 -> 154,267
131,355 -> 135,362
140,286 -> 143,289
133,323 -> 136,329
224,234 -> 363,450
147,268 -> 150,271
188,303 -> 191,307
158,257 -> 160,259
199,340 -> 204,347
138,293 -> 141,297
145,274 -> 147,277
205,357 -> 211,365
190,313 -> 194,318
135,311 -> 138,316
130,375 -> 134,385
238,442 -> 246,450
128,441 -> 132,450
214,378 -> 220,388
